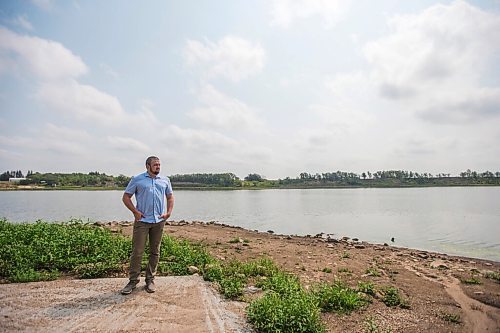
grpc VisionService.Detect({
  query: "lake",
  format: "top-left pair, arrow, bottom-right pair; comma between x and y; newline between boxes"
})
0,187 -> 499,261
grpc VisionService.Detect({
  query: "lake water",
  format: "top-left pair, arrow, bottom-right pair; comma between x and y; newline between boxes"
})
1,187 -> 499,261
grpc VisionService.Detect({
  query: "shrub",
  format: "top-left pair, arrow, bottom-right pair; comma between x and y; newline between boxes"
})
0,219 -> 131,282
247,291 -> 324,333
312,280 -> 368,314
381,286 -> 410,308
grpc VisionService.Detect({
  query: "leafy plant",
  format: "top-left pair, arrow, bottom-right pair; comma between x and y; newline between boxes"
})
247,291 -> 325,333
357,281 -> 376,296
460,276 -> 482,285
365,267 -> 381,277
0,219 -> 131,282
312,280 -> 368,314
484,271 -> 500,283
381,286 -> 410,308
441,312 -> 461,324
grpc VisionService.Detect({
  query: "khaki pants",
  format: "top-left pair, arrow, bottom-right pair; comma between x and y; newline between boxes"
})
128,220 -> 165,282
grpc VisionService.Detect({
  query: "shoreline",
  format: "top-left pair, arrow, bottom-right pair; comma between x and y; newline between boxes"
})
116,220 -> 499,332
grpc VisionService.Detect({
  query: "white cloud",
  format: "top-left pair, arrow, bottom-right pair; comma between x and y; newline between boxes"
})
10,15 -> 34,31
363,0 -> 500,123
270,0 -> 351,28
36,79 -> 125,123
0,123 -> 92,156
107,136 -> 150,153
184,36 -> 265,82
165,124 -> 239,153
0,27 -> 87,80
188,84 -> 264,130
31,0 -> 54,11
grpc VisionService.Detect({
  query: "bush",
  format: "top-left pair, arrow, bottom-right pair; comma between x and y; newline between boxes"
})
312,280 -> 368,314
0,219 -> 131,282
247,291 -> 324,333
381,286 -> 410,308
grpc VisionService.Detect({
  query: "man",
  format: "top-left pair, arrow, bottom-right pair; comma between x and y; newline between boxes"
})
121,156 -> 174,295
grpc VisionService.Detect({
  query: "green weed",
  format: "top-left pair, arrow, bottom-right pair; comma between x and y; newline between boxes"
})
484,271 -> 500,282
381,286 -> 410,308
312,280 -> 368,314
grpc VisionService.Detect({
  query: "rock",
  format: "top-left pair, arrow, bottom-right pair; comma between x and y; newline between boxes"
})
188,266 -> 199,274
484,263 -> 492,267
326,244 -> 335,248
267,230 -> 274,234
245,286 -> 261,294
418,253 -> 429,259
352,238 -> 359,242
354,244 -> 365,249
430,260 -> 449,270
383,243 -> 389,246
474,291 -> 484,295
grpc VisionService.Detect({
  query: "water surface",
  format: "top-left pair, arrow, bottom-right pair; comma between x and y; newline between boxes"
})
1,187 -> 498,261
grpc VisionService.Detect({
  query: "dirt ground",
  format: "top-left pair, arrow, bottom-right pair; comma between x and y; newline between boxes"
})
157,221 -> 500,333
0,275 -> 251,333
1,220 -> 499,333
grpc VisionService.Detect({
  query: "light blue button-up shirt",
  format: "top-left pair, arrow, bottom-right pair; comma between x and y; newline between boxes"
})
124,172 -> 173,223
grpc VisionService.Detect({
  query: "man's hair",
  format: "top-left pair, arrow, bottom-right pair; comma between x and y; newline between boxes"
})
145,156 -> 159,166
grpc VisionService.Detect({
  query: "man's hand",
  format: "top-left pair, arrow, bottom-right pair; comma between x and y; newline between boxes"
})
133,210 -> 144,222
160,212 -> 171,221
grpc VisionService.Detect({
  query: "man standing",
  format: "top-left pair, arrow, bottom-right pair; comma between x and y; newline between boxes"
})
121,156 -> 174,295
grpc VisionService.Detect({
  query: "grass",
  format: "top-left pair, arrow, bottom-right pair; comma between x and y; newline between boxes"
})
380,286 -> 410,309
0,218 -> 131,281
460,276 -> 482,285
365,267 -> 381,277
441,312 -> 461,324
483,271 -> 500,283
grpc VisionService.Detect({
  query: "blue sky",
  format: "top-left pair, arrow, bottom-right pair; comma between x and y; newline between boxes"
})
1,0 -> 499,179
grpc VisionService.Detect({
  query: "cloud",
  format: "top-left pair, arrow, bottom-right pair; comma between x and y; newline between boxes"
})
188,84 -> 264,130
9,15 -> 34,31
0,27 -> 87,80
36,79 -> 125,123
31,0 -> 54,11
270,0 -> 351,28
0,27 -> 127,125
0,123 -> 92,155
418,87 -> 500,123
107,136 -> 150,153
184,35 -> 265,81
363,1 -> 500,123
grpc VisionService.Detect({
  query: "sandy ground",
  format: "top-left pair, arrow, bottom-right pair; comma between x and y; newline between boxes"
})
1,220 -> 499,333
0,276 -> 251,333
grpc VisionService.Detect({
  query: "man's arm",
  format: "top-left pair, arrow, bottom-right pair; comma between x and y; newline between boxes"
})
161,193 -> 174,220
122,192 -> 144,222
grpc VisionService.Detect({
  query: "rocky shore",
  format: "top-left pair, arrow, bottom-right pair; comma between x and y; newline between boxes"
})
93,220 -> 499,333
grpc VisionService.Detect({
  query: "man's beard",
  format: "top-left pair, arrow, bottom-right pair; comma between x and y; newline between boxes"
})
153,170 -> 160,175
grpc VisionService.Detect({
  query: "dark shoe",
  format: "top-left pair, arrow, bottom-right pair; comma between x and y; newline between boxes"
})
145,280 -> 156,293
121,281 -> 138,295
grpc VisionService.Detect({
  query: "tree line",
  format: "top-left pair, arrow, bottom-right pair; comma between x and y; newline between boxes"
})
1,169 -> 499,188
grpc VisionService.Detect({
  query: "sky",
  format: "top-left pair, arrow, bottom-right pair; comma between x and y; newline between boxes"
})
0,0 -> 499,179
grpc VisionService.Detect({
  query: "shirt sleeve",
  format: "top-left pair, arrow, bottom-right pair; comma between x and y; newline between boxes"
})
124,176 -> 137,194
166,178 -> 173,196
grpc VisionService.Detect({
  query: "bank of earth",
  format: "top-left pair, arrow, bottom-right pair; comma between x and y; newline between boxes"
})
111,220 -> 499,333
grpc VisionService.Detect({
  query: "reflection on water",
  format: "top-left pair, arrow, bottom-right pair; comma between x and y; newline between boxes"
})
0,187 -> 499,261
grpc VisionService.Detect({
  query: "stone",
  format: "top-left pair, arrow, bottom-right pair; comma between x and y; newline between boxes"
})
430,260 -> 449,270
188,266 -> 199,274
